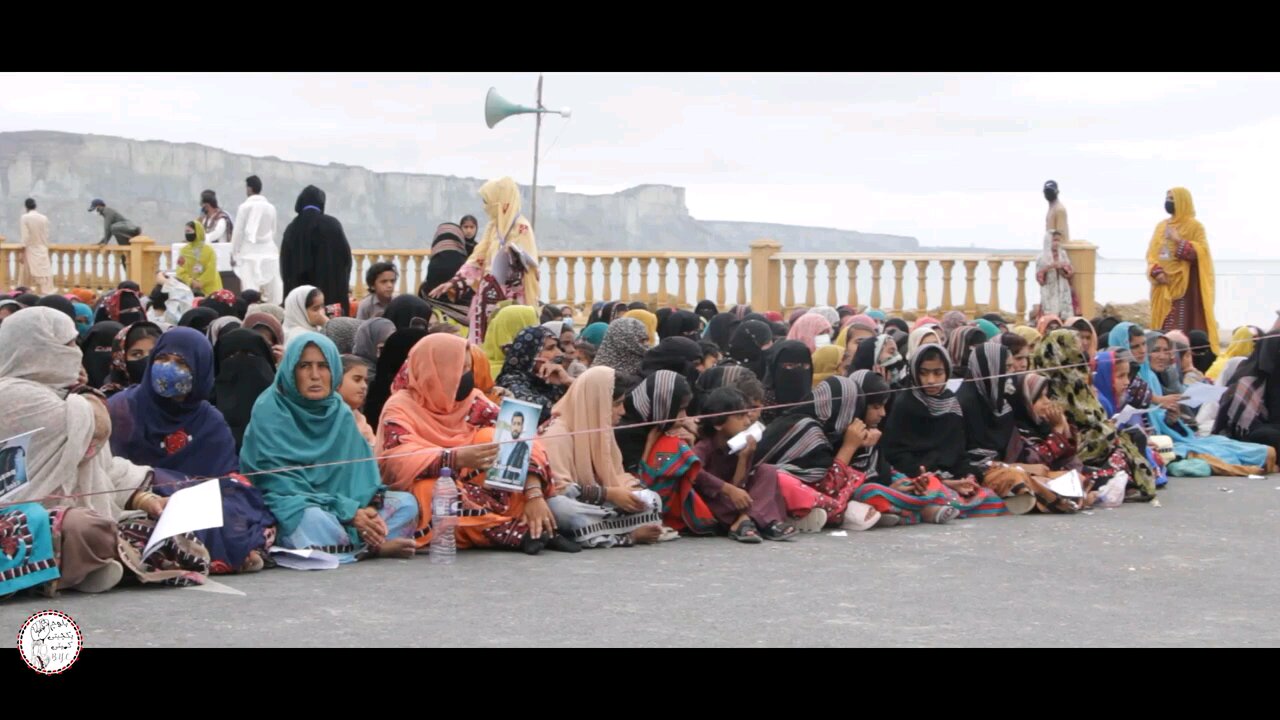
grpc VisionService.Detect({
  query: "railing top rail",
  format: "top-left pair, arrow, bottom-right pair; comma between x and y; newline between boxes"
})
773,251 -> 1039,261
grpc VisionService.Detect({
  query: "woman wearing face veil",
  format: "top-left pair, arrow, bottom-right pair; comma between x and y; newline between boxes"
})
1147,187 -> 1218,348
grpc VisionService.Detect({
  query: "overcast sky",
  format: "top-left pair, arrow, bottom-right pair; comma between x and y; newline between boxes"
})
1,72 -> 1276,259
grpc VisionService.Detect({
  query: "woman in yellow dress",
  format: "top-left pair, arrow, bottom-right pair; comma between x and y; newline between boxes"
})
429,177 -> 540,344
1147,187 -> 1217,350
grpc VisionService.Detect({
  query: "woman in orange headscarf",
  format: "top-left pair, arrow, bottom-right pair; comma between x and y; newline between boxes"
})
1148,187 -> 1218,350
376,333 -> 576,554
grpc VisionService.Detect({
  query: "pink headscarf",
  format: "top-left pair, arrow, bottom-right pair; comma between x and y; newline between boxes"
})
913,315 -> 941,331
787,313 -> 833,353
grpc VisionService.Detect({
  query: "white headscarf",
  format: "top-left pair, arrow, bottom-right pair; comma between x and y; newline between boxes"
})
0,308 -> 147,520
283,285 -> 323,345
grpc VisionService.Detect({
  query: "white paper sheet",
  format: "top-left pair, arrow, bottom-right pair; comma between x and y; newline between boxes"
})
1111,405 -> 1150,427
1047,470 -> 1084,498
269,547 -> 340,571
945,379 -> 963,393
143,478 -> 224,558
1179,382 -> 1228,409
728,421 -> 766,454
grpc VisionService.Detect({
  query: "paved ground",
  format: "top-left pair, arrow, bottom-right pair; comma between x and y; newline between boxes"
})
3,475 -> 1278,647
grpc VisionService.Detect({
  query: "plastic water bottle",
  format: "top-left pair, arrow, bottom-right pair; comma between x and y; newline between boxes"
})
430,468 -> 458,565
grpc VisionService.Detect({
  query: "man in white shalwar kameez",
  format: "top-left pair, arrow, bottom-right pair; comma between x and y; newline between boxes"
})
231,175 -> 282,304
19,198 -> 54,295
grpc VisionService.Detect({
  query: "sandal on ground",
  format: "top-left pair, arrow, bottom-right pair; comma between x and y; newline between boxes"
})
793,508 -> 828,534
874,513 -> 902,528
925,506 -> 961,525
656,526 -> 681,542
761,521 -> 799,542
546,534 -> 583,553
728,519 -> 763,544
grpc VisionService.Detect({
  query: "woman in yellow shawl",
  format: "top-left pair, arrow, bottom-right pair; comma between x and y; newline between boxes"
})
1205,326 -> 1256,382
429,177 -> 540,344
176,220 -> 222,295
482,304 -> 539,378
1147,187 -> 1217,350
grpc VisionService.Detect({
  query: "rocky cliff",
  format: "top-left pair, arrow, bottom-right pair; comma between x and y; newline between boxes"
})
0,130 -> 920,253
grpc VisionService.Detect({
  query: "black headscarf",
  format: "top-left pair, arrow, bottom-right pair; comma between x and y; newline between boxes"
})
848,369 -> 893,484
852,336 -> 878,372
695,300 -> 719,324
1092,316 -> 1121,344
212,329 -> 277,450
956,341 -> 1015,467
586,302 -> 606,326
641,336 -> 703,387
1188,329 -> 1216,374
705,313 -> 740,350
659,310 -> 702,340
365,327 -> 427,427
421,223 -> 472,303
36,294 -> 75,321
761,340 -> 813,421
178,307 -> 219,333
81,321 -> 123,388
882,345 -> 973,478
615,370 -> 692,472
495,326 -> 565,424
280,185 -> 353,317
756,375 -> 861,484
13,293 -> 40,307
884,318 -> 910,335
693,364 -> 763,415
383,295 -> 432,330
726,319 -> 773,379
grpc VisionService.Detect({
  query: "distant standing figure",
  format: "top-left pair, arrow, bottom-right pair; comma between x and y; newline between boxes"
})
19,198 -> 54,295
280,185 -> 353,318
231,175 -> 283,303
90,198 -> 141,247
200,189 -> 239,293
1148,187 -> 1218,349
1036,180 -> 1076,319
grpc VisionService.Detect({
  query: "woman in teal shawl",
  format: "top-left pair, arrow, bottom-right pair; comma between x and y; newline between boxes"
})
580,322 -> 608,347
1137,331 -> 1272,469
241,332 -> 419,562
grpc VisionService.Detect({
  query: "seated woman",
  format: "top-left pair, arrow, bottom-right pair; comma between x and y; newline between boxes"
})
542,366 -> 665,547
850,334 -> 907,387
786,313 -> 833,353
212,329 -> 278,449
957,342 -> 1072,514
907,325 -> 942,358
755,375 -> 881,530
353,317 -> 395,366
283,285 -> 329,345
364,327 -> 428,427
641,336 -> 703,387
0,308 -> 211,594
99,321 -> 163,397
108,327 -> 276,573
1206,326 -> 1257,382
690,387 -> 795,542
1035,329 -> 1158,501
811,344 -> 843,386
482,304 -> 539,377
760,340 -> 812,424
721,320 -> 773,379
846,370 -> 897,522
593,316 -> 651,377
1138,331 -> 1274,473
82,321 -> 124,389
376,333 -> 576,555
855,344 -> 1009,525
946,325 -> 987,378
495,325 -> 573,424
1216,333 -> 1280,452
241,332 -> 418,563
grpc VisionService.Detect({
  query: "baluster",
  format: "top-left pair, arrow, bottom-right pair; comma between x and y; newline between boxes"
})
565,256 -> 577,306
695,258 -> 709,304
783,259 -> 797,310
892,260 -> 906,313
844,259 -> 859,308
602,258 -> 614,301
987,260 -> 1002,313
869,260 -> 884,309
638,257 -> 651,302
963,260 -> 979,316
825,260 -> 839,307
915,260 -> 930,311
659,257 -> 672,305
736,259 -> 748,306
803,259 -> 817,307
582,257 -> 596,307
620,259 -> 633,302
677,258 -> 690,307
940,260 -> 955,311
1014,260 -> 1029,322
715,259 -> 728,307
353,255 -> 367,300
551,257 -> 562,303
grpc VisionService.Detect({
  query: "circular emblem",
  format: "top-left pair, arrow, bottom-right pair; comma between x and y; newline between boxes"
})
17,610 -> 82,675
